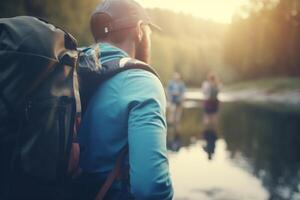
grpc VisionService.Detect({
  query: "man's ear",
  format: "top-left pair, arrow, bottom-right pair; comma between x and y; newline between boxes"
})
136,20 -> 144,42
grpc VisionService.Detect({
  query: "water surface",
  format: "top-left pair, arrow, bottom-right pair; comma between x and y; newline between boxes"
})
168,102 -> 300,200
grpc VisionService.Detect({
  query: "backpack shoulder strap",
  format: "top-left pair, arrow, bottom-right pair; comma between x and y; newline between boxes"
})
102,57 -> 160,80
120,58 -> 159,77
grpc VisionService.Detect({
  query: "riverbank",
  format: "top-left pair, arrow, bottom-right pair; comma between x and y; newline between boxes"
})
183,77 -> 300,112
224,77 -> 300,92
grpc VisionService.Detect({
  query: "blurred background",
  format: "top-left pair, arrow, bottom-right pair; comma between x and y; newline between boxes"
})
1,0 -> 300,199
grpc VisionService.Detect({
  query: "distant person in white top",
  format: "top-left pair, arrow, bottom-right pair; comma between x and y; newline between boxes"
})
167,72 -> 186,129
202,73 -> 220,128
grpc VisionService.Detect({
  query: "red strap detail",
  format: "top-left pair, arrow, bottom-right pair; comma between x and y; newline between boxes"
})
94,148 -> 128,200
75,115 -> 81,134
68,115 -> 81,175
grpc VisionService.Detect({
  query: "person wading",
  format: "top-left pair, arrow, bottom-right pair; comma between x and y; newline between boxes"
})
167,72 -> 185,131
201,73 -> 220,128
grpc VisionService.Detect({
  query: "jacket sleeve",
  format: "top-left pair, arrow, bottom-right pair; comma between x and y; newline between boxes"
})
121,69 -> 173,200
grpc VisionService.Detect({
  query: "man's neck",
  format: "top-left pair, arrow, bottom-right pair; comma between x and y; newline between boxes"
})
97,40 -> 135,58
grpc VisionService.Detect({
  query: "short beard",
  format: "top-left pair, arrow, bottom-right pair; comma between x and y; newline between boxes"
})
135,36 -> 150,64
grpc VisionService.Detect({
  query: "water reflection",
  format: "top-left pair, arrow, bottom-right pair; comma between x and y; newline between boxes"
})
167,133 -> 182,152
202,129 -> 218,160
168,102 -> 300,200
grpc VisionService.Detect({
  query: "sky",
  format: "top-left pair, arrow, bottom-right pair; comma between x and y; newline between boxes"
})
135,0 -> 249,24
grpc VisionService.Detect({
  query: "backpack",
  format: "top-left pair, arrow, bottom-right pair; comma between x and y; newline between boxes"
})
0,16 -> 80,200
0,16 -> 158,200
77,47 -> 158,114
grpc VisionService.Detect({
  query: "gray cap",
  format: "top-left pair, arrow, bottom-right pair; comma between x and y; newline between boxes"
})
91,0 -> 161,34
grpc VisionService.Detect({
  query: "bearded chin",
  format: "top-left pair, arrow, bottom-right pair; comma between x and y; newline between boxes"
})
135,37 -> 151,64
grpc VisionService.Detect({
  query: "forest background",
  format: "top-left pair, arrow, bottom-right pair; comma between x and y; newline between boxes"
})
1,0 -> 299,86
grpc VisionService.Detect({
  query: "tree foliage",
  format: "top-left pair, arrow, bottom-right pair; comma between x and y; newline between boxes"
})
1,0 -> 299,85
224,0 -> 300,81
0,0 -> 100,44
0,1 -> 226,86
148,9 -> 226,85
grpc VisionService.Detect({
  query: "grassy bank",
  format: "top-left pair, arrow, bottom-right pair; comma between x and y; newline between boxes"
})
222,77 -> 300,113
224,77 -> 300,92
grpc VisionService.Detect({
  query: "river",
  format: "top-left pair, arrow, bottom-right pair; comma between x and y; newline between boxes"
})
167,101 -> 300,200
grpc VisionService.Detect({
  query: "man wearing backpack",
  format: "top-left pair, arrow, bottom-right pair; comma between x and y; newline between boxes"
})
74,0 -> 173,199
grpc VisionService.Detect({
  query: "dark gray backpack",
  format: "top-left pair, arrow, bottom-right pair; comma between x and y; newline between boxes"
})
0,16 -> 80,200
0,16 -> 157,200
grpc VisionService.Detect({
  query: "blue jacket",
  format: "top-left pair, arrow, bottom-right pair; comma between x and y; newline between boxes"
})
167,80 -> 185,104
78,43 -> 173,199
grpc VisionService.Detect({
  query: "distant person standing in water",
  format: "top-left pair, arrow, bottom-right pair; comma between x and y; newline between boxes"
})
202,73 -> 220,127
167,72 -> 186,127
